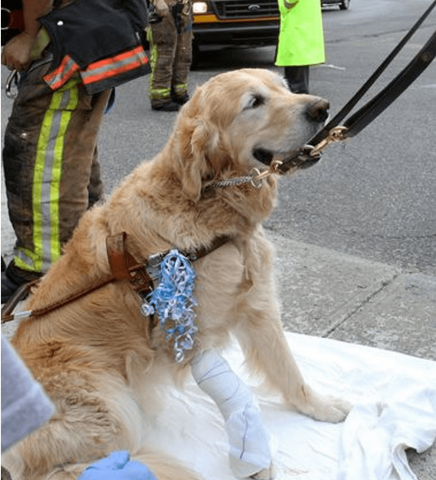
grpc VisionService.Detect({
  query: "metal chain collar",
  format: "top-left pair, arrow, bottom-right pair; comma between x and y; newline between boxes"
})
206,159 -> 284,190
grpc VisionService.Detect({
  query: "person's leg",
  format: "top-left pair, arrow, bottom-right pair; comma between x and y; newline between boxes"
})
87,146 -> 105,209
284,66 -> 309,94
2,59 -> 110,300
148,15 -> 180,111
56,86 -> 110,249
3,59 -> 57,293
171,8 -> 193,105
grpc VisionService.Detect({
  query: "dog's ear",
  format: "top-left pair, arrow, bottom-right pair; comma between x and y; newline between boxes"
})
176,97 -> 218,202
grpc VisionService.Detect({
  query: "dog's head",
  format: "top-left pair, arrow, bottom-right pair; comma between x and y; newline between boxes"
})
174,68 -> 329,201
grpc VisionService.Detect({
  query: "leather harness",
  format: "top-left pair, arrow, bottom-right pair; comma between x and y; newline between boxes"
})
1,233 -> 229,324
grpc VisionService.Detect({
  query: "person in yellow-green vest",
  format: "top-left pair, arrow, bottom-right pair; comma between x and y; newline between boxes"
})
276,0 -> 326,94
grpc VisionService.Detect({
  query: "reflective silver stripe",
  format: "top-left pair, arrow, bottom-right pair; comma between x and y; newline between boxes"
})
81,49 -> 148,83
44,56 -> 78,90
16,249 -> 34,268
39,104 -> 62,271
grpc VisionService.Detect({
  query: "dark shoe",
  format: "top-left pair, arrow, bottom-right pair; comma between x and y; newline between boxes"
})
2,262 -> 41,304
1,271 -> 23,304
151,100 -> 180,112
172,93 -> 189,105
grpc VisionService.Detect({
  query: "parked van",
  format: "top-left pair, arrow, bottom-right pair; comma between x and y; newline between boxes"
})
192,0 -> 280,51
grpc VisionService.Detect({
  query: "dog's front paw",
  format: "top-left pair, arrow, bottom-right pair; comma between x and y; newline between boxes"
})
313,394 -> 351,423
249,463 -> 276,480
295,385 -> 352,423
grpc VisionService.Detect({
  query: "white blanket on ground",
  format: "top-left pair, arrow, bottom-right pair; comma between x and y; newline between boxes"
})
146,334 -> 436,480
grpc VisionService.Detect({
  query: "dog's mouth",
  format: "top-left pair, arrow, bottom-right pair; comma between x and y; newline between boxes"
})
253,147 -> 321,172
253,148 -> 274,166
251,98 -> 330,173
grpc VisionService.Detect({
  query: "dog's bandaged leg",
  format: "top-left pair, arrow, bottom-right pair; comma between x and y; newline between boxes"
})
191,349 -> 273,478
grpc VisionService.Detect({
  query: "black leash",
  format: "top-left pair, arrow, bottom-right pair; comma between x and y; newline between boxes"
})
342,29 -> 436,137
277,0 -> 436,173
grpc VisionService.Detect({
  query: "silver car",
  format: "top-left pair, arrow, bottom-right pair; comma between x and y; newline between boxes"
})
322,0 -> 350,10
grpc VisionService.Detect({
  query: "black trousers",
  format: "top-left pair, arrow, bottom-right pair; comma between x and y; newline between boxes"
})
284,66 -> 309,94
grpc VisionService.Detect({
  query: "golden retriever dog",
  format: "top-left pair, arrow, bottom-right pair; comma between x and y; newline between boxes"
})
3,68 -> 350,480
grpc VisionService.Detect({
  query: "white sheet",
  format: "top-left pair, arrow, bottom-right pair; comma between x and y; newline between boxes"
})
145,334 -> 436,480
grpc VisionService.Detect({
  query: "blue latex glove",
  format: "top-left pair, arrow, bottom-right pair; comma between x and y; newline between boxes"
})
78,451 -> 157,480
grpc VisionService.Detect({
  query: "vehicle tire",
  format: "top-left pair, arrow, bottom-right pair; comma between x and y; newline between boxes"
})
340,0 -> 350,10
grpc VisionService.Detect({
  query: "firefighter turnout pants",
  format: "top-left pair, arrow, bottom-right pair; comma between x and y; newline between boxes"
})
3,55 -> 111,284
148,0 -> 193,106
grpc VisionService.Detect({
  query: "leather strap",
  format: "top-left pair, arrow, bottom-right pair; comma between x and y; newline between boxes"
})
1,280 -> 40,323
2,232 -> 230,323
106,232 -> 155,295
184,235 -> 230,261
1,275 -> 115,323
106,232 -> 136,280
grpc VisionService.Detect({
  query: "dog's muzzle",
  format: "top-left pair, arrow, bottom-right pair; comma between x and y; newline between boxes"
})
253,97 -> 329,172
253,144 -> 321,174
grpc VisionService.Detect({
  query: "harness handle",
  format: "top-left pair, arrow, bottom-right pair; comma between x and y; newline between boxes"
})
1,280 -> 40,323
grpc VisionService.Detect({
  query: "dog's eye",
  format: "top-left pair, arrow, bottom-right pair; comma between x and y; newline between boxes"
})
249,94 -> 265,109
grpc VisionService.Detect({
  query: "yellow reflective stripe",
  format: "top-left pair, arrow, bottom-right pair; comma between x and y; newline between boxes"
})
51,84 -> 77,264
173,83 -> 188,96
148,37 -> 157,97
149,87 -> 171,98
148,36 -> 171,99
32,82 -> 79,272
49,97 -> 63,265
14,247 -> 38,272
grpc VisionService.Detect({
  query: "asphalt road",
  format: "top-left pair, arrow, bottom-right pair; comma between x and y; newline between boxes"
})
2,0 -> 436,274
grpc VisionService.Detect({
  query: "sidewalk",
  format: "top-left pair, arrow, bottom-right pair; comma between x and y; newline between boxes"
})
271,234 -> 436,478
2,184 -> 435,477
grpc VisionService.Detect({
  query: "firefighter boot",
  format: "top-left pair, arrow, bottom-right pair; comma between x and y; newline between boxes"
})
151,98 -> 181,111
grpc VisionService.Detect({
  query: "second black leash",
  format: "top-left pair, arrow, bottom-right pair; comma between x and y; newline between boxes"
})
342,29 -> 436,138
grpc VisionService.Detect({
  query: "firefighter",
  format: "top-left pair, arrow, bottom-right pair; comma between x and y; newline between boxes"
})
1,0 -> 149,302
147,0 -> 193,111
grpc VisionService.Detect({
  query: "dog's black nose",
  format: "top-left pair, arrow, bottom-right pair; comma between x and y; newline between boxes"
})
306,98 -> 330,123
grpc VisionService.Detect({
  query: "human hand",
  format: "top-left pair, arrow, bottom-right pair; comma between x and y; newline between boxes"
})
283,0 -> 299,9
1,32 -> 38,71
153,0 -> 170,17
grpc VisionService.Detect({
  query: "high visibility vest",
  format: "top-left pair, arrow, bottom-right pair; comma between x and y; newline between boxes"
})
276,0 -> 326,67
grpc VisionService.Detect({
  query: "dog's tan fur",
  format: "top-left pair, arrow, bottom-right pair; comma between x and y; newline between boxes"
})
3,69 -> 350,480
